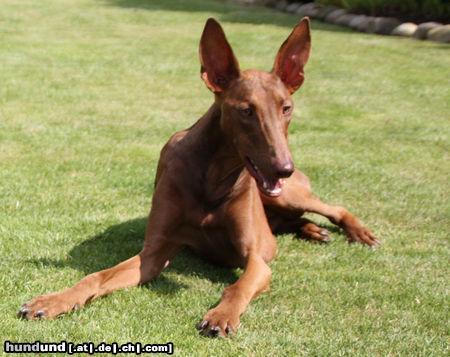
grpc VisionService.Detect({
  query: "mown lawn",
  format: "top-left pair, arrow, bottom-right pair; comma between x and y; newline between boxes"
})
0,0 -> 448,355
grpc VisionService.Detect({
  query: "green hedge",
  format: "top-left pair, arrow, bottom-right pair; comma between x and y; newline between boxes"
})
306,0 -> 450,22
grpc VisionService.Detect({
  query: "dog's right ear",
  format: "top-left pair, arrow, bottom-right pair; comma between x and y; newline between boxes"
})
199,18 -> 240,93
272,17 -> 311,95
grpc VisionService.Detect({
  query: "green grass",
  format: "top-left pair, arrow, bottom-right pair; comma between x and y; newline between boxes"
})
1,0 -> 449,355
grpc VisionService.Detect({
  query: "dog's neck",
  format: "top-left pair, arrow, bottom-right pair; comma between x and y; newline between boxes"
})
186,103 -> 247,206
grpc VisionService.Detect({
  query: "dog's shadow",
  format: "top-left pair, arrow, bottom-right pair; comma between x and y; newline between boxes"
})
29,216 -> 341,295
28,217 -> 241,295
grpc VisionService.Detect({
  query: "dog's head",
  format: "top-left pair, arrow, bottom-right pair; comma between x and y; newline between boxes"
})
199,18 -> 311,197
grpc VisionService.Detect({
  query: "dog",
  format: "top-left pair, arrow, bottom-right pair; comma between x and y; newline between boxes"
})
19,17 -> 379,337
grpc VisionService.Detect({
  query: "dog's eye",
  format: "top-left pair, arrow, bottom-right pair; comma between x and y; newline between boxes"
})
240,108 -> 253,117
282,106 -> 291,115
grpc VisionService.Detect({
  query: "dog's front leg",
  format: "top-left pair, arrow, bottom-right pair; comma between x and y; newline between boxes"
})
263,170 -> 380,246
198,186 -> 276,338
198,251 -> 271,337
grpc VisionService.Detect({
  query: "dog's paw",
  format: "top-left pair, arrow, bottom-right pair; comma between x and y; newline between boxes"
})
346,226 -> 380,247
197,307 -> 240,338
300,222 -> 331,243
18,292 -> 76,320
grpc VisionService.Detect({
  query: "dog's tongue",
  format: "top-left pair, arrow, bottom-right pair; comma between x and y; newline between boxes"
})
257,176 -> 283,197
244,158 -> 283,197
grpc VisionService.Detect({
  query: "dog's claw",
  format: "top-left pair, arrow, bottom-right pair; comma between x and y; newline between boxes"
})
18,305 -> 32,319
215,326 -> 226,338
208,326 -> 222,337
374,239 -> 381,245
198,320 -> 230,338
197,320 -> 208,330
318,230 -> 330,243
225,325 -> 234,337
19,300 -> 48,320
19,306 -> 31,314
34,310 -> 46,318
203,325 -> 217,337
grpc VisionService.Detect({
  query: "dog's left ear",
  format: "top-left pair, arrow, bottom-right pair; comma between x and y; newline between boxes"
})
272,17 -> 311,94
199,18 -> 240,93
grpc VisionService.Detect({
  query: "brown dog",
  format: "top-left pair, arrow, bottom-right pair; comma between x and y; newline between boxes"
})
19,17 -> 379,337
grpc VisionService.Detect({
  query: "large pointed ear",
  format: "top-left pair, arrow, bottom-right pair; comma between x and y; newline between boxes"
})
272,17 -> 311,94
199,18 -> 240,93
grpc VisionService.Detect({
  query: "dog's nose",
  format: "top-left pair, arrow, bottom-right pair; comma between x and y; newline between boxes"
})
274,161 -> 294,178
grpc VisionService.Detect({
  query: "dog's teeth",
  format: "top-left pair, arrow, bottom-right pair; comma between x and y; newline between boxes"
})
263,182 -> 268,189
268,187 -> 282,195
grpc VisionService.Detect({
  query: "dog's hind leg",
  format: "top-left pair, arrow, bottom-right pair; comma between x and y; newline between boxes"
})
19,179 -> 184,320
19,238 -> 182,320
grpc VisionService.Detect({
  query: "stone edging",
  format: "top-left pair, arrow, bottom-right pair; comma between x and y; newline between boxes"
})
237,0 -> 450,43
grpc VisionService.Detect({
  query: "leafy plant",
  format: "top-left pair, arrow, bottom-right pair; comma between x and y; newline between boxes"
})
318,0 -> 450,21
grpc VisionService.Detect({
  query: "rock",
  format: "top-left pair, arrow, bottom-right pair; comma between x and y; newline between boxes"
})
349,15 -> 367,29
391,22 -> 418,37
427,25 -> 450,43
413,22 -> 442,39
285,2 -> 302,13
335,14 -> 358,27
324,9 -> 348,24
316,5 -> 339,20
275,0 -> 289,11
296,3 -> 323,18
378,17 -> 401,35
366,17 -> 401,35
356,16 -> 375,32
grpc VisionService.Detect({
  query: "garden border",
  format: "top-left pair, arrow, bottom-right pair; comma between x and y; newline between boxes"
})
236,0 -> 450,43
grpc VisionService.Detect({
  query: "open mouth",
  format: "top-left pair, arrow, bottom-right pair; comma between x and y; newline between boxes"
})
244,157 -> 283,197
